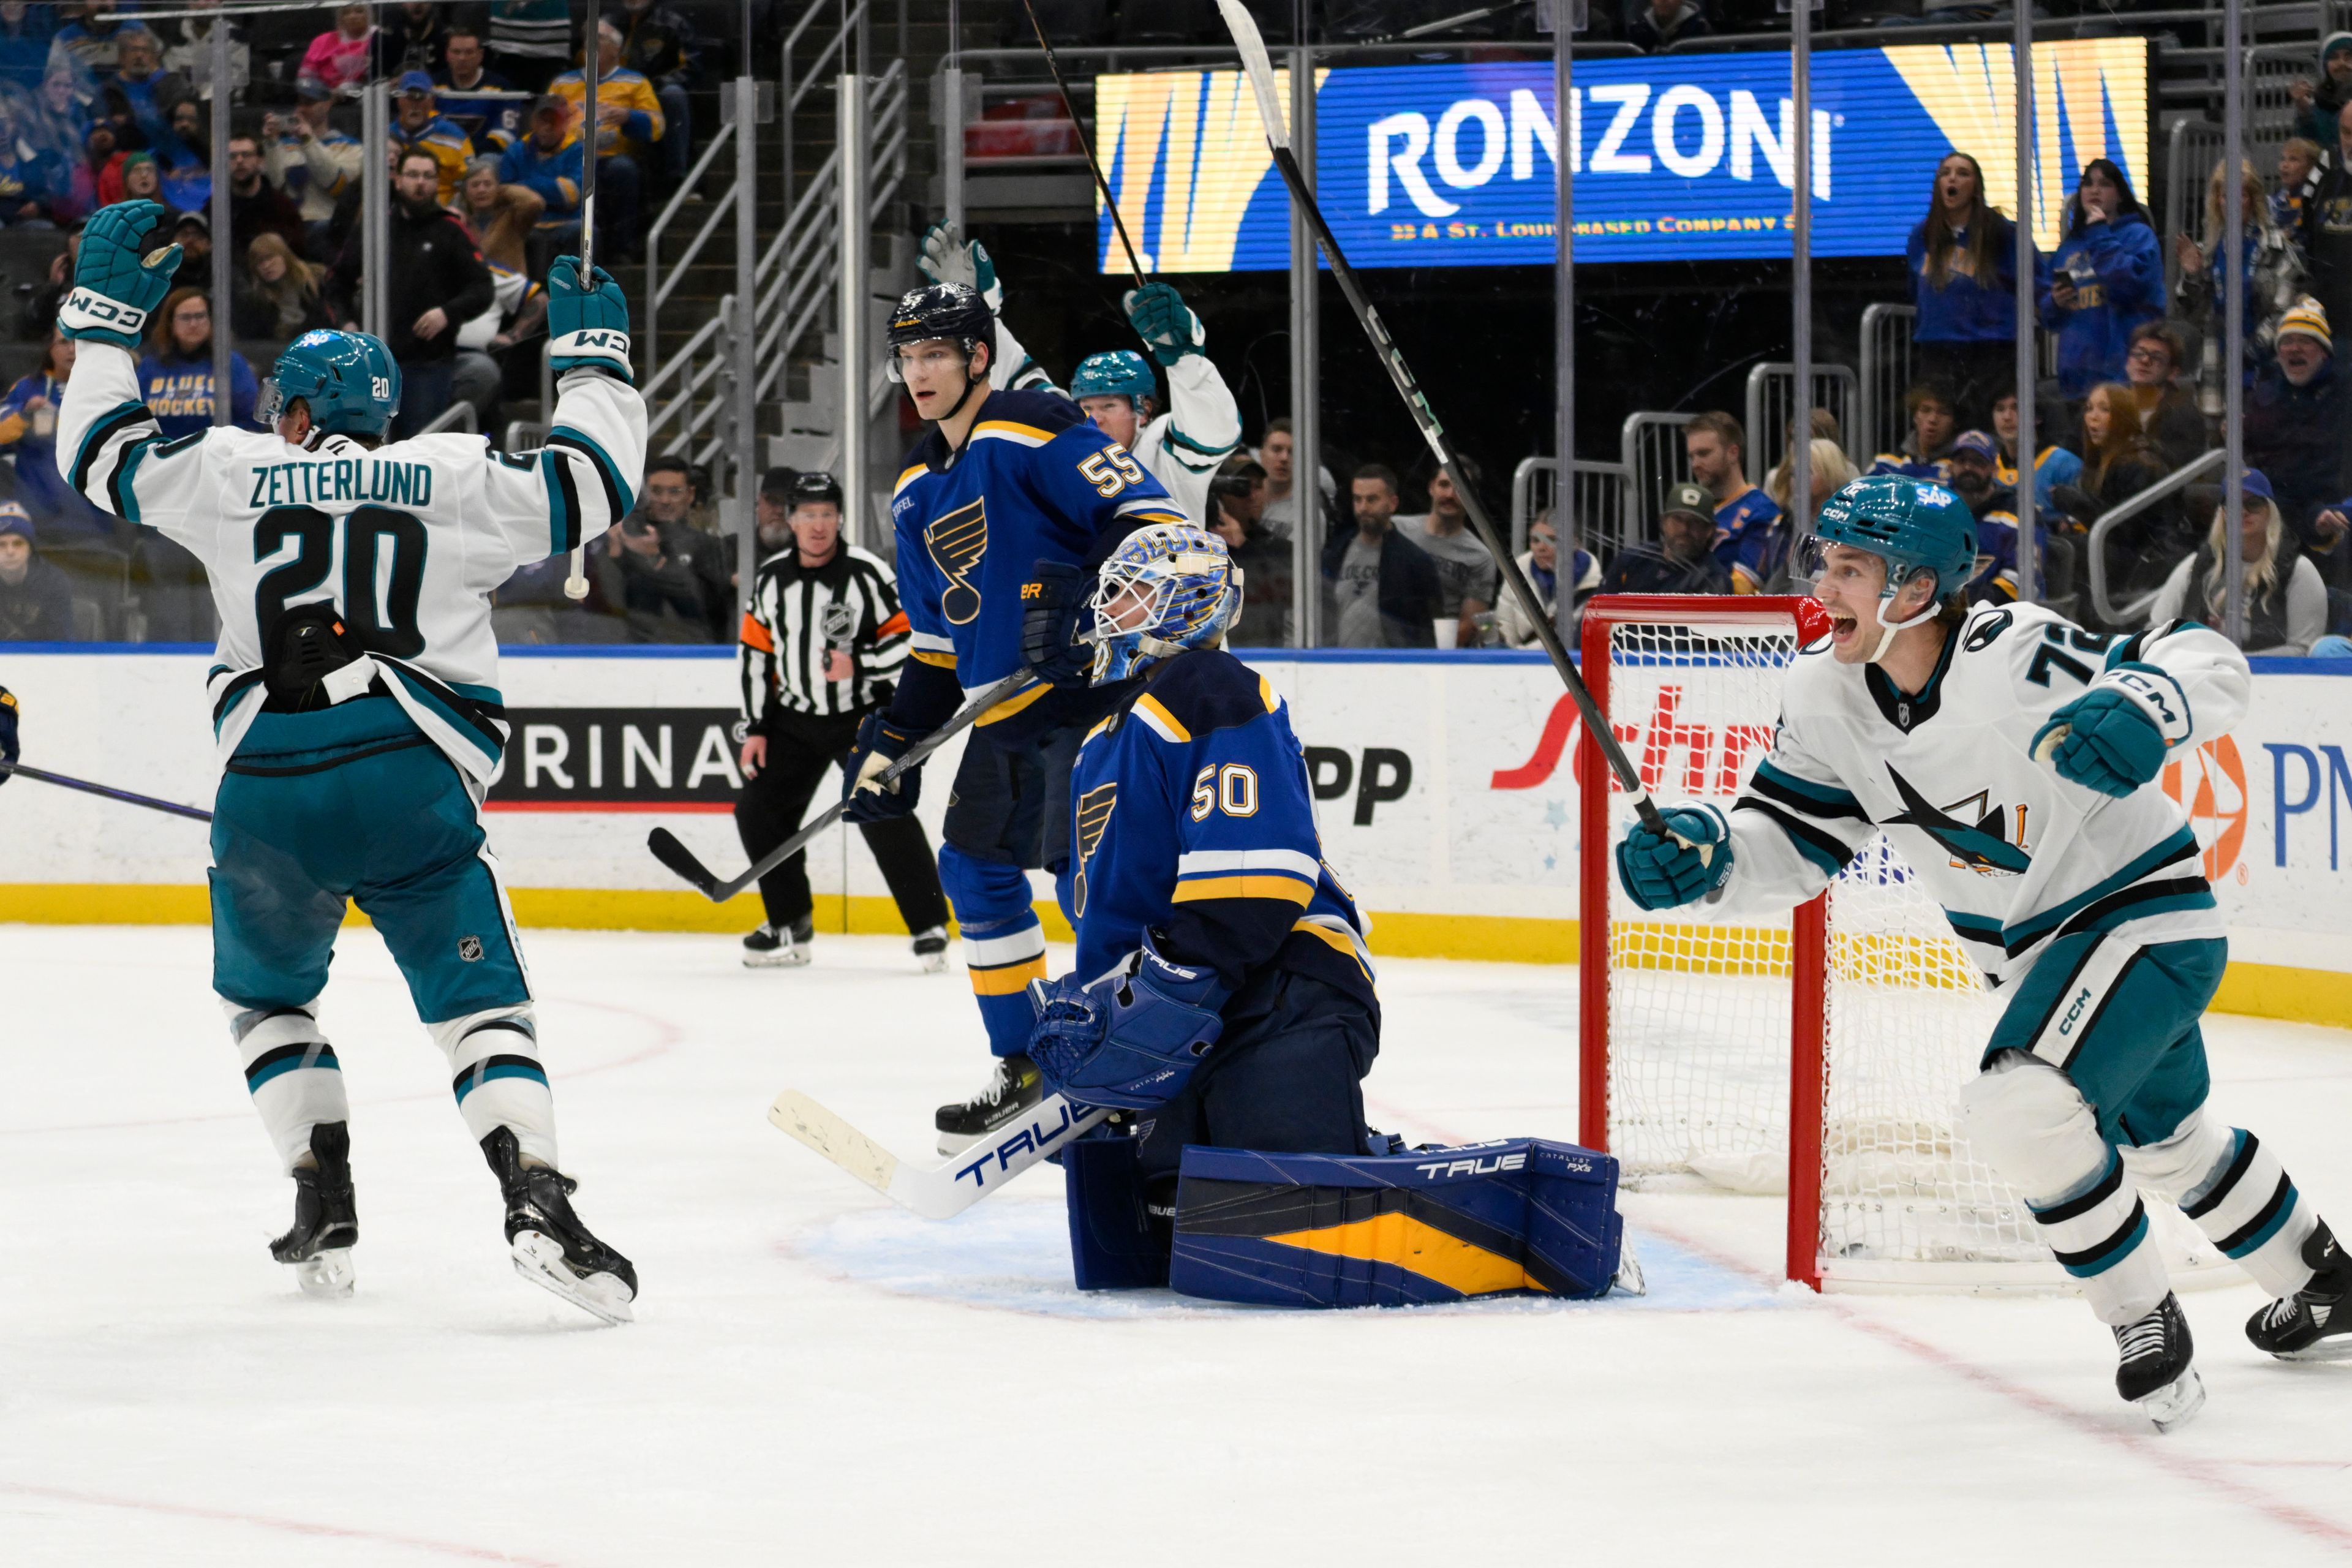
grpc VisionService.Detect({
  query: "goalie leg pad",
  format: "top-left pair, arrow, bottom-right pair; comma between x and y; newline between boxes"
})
1166,1139 -> 1623,1308
1063,1132 -> 1171,1291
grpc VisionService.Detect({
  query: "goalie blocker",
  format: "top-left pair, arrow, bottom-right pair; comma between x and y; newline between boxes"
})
1066,1134 -> 1630,1306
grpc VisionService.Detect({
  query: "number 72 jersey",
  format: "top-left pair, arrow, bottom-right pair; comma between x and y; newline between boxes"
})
1700,601 -> 2251,991
56,341 -> 644,782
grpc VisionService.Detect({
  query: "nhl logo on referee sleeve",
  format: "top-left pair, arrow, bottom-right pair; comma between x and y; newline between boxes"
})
458,935 -> 484,962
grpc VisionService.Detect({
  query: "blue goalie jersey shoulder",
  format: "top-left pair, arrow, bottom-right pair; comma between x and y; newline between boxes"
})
890,388 -> 1185,690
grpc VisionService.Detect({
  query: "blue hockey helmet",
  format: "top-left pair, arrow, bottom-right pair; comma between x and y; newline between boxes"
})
1799,473 -> 1978,599
261,330 -> 401,439
1087,522 -> 1242,684
1069,350 -> 1155,409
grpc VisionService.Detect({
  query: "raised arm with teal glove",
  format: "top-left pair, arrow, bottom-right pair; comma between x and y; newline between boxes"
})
58,200 -> 181,351
547,257 -> 633,383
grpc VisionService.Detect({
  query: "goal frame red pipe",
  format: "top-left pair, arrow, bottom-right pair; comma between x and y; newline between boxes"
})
1575,595 -> 1828,1292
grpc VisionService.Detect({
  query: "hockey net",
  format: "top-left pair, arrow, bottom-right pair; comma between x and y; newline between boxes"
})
1577,597 -> 2050,1291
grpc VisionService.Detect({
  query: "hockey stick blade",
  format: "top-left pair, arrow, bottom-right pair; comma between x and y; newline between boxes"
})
645,826 -> 722,899
769,1088 -> 1109,1220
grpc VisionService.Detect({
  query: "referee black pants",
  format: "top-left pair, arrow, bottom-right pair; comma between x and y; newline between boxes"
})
734,707 -> 949,937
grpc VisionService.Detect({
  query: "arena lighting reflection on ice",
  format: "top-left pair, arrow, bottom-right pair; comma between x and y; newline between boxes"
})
1091,41 -> 2149,271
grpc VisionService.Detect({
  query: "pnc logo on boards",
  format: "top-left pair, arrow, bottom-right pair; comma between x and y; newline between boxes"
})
2160,735 -> 2251,885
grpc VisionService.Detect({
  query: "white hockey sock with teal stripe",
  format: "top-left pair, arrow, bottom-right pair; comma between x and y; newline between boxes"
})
432,1004 -> 556,1167
227,1000 -> 347,1174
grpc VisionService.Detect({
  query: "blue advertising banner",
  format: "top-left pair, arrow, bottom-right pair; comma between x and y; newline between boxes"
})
1093,42 -> 2148,273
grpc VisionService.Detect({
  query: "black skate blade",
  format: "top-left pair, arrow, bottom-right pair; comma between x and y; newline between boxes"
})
511,1231 -> 634,1325
2274,1338 -> 2352,1362
2135,1366 -> 2206,1433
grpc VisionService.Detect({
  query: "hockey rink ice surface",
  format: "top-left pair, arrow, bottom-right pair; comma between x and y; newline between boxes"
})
6,925 -> 2352,1566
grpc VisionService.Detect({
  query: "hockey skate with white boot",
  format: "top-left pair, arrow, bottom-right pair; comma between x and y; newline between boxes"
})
271,1120 -> 357,1298
481,1128 -> 637,1324
2246,1221 -> 2352,1361
742,916 -> 813,968
2114,1292 -> 2204,1432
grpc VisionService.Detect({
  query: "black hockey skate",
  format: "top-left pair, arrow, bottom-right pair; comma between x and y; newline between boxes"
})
2245,1221 -> 2352,1362
935,1052 -> 1044,1155
271,1120 -> 357,1298
2114,1292 -> 2204,1432
743,914 -> 814,968
481,1127 -> 637,1325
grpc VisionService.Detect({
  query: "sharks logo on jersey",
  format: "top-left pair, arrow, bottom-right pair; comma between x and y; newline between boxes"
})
925,497 -> 988,626
1071,782 -> 1118,918
1885,765 -> 2032,876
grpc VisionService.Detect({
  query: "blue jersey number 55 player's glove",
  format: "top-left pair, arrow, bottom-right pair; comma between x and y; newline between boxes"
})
547,257 -> 633,384
2030,662 -> 2188,798
1026,932 -> 1231,1110
1615,805 -> 1734,911
1021,559 -> 1097,688
58,200 -> 180,350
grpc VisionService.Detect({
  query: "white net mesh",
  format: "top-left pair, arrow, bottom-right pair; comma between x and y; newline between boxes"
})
1596,611 -> 2046,1280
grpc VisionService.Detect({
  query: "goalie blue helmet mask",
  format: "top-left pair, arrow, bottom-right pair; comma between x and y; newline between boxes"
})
1070,350 -> 1155,409
260,330 -> 401,439
1087,522 -> 1242,684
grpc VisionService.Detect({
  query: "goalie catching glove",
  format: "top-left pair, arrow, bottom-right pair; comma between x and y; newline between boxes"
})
2030,662 -> 2188,798
547,257 -> 632,383
1614,804 -> 1733,912
58,199 -> 179,350
1026,931 -> 1230,1109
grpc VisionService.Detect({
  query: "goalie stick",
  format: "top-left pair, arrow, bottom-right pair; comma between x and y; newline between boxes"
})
0,760 -> 212,822
647,669 -> 1035,902
1208,0 -> 1673,837
770,1088 -> 1110,1219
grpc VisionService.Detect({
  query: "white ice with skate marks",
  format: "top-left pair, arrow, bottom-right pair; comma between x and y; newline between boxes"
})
8,925 -> 2352,1564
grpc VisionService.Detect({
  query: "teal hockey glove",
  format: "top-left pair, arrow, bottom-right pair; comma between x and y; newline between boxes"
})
2032,662 -> 2186,798
547,258 -> 632,383
59,199 -> 179,349
1123,282 -> 1203,368
918,221 -> 1003,313
1615,805 -> 1733,912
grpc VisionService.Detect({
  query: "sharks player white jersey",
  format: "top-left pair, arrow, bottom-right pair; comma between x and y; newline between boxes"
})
58,342 -> 644,784
1701,603 -> 2249,990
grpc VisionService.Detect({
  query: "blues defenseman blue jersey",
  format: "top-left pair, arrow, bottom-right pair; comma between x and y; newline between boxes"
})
1065,649 -> 1377,1013
890,387 -> 1186,696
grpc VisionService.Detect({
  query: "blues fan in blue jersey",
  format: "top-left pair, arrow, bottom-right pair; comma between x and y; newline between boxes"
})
1027,523 -> 1381,1270
842,281 -> 1189,1153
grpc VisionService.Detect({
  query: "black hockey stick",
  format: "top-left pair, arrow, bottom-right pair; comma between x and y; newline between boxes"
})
0,760 -> 212,823
646,670 -> 1036,902
560,0 -> 600,604
1017,0 -> 1148,285
1210,0 -> 1668,835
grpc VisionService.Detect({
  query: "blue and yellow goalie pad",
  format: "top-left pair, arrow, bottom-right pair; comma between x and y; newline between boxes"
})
1166,1139 -> 1625,1307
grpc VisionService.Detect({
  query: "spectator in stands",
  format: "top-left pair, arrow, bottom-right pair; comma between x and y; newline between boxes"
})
391,70 -> 475,206
2291,33 -> 2352,146
1870,381 -> 1958,481
0,93 -> 58,225
1209,458 -> 1291,647
2056,381 -> 2178,611
374,2 -> 451,79
1683,410 -> 1779,579
48,2 -> 127,86
1256,416 -> 1330,543
615,0 -> 701,194
264,78 -> 360,262
453,155 -> 541,271
2179,157 -> 2304,390
2297,103 -> 2352,354
1324,463 -> 1439,648
1626,0 -> 1710,51
299,4 -> 375,97
17,231 -> 72,341
1398,459 -> 1498,647
551,20 -> 656,262
452,257 -> 544,427
1909,151 -> 2020,426
2245,298 -> 2352,577
0,4 -> 54,97
2152,472 -> 2329,656
489,0 -> 573,96
2117,322 -> 2206,472
2040,159 -> 2163,402
499,94 -> 583,276
752,467 -> 794,558
329,148 -> 494,439
222,134 -> 306,257
139,287 -> 257,437
2276,138 -> 2323,233
1597,483 -> 1732,597
1493,508 -> 1595,646
595,504 -> 721,644
628,455 -> 732,635
163,209 -> 212,296
1753,439 -> 1858,595
0,504 -> 78,641
1943,429 -> 2044,607
436,24 -> 522,153
232,233 -> 331,341
21,66 -> 88,219
1991,388 -> 2082,511
0,329 -> 97,541
157,1 -> 247,107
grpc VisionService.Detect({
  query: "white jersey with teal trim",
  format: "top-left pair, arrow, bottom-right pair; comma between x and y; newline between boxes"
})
1695,603 -> 2250,990
57,344 -> 646,784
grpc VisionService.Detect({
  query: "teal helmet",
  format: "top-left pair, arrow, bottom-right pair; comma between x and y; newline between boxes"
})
261,330 -> 401,438
1069,349 -> 1155,407
1801,473 -> 1978,600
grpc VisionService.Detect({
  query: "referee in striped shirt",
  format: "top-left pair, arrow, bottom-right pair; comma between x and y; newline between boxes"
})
735,472 -> 950,969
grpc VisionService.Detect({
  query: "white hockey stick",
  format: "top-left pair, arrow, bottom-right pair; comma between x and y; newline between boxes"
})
769,1089 -> 1109,1219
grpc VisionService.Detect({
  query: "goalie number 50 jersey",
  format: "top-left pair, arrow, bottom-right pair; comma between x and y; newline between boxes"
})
57,342 -> 646,782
